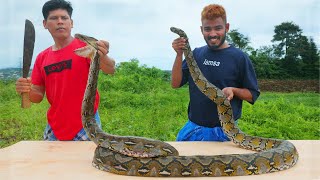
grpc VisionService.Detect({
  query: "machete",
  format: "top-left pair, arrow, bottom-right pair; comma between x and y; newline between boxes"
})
21,19 -> 35,108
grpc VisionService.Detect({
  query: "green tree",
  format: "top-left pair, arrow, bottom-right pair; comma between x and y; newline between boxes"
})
250,46 -> 284,79
271,22 -> 313,77
272,22 -> 303,58
300,37 -> 320,78
227,29 -> 253,54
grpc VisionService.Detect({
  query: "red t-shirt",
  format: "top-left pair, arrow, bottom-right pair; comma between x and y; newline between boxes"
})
31,38 -> 100,140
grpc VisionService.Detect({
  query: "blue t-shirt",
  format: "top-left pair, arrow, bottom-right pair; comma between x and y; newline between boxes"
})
180,45 -> 260,128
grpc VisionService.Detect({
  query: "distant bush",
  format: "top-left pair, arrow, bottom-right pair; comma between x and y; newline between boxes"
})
99,59 -> 171,94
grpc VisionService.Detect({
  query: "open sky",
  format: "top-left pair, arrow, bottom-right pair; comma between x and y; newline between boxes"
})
0,0 -> 319,70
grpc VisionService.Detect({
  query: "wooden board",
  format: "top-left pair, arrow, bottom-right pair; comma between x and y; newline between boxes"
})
0,140 -> 319,179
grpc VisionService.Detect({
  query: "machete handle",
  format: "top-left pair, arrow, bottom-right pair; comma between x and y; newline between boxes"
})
21,92 -> 31,108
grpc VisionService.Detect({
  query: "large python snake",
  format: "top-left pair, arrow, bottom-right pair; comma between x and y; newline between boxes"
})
74,27 -> 298,177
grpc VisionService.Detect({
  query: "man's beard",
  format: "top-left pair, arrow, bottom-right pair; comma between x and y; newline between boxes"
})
205,32 -> 227,50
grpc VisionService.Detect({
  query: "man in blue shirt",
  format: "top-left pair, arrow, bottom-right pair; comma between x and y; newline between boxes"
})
171,4 -> 260,141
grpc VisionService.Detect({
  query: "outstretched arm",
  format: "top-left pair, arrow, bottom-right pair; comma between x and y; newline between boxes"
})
171,37 -> 186,88
222,87 -> 253,103
96,40 -> 115,74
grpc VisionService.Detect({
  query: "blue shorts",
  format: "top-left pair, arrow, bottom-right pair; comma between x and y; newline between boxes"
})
176,120 -> 230,142
43,111 -> 101,141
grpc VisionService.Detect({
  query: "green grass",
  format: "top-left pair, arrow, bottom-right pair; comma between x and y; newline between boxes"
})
1,61 -> 319,148
0,81 -> 49,147
240,92 -> 320,139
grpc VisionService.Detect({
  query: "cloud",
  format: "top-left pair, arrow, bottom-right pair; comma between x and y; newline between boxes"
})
0,0 -> 319,70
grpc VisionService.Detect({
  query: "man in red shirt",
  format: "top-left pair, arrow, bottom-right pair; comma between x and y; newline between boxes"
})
15,0 -> 115,141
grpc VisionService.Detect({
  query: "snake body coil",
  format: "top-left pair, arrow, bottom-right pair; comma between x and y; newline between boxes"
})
75,28 -> 298,177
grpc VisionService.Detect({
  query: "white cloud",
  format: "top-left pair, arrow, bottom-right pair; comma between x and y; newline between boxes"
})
0,0 -> 319,70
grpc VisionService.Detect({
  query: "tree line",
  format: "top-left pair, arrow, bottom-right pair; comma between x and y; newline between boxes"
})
227,21 -> 319,79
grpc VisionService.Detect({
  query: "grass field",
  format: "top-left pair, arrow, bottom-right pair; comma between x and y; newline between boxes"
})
1,76 -> 319,149
0,61 -> 319,148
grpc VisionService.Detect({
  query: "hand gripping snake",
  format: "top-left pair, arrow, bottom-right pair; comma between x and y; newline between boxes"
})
74,27 -> 298,177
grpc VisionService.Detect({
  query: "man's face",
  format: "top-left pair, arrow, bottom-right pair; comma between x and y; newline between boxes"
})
43,9 -> 73,40
201,18 -> 229,50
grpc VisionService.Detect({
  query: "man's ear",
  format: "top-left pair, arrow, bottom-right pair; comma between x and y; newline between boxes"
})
71,19 -> 74,28
43,19 -> 47,29
225,23 -> 230,33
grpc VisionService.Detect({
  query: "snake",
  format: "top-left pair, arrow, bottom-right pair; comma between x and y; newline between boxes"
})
74,27 -> 299,177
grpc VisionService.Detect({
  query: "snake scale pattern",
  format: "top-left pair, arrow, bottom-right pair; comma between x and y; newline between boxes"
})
74,27 -> 298,177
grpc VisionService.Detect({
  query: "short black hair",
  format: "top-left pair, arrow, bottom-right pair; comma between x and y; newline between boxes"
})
42,0 -> 73,20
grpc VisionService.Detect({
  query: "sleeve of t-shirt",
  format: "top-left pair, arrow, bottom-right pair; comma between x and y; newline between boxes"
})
179,59 -> 189,87
31,54 -> 45,86
241,54 -> 260,104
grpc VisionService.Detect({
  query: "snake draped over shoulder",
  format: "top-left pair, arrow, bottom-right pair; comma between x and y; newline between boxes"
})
74,28 -> 298,177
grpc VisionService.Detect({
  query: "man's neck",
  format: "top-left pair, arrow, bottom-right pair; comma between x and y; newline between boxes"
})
218,42 -> 230,50
52,36 -> 74,51
208,42 -> 230,51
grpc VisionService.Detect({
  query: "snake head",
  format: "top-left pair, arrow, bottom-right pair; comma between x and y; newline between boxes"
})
170,27 -> 188,39
75,33 -> 99,50
74,34 -> 99,60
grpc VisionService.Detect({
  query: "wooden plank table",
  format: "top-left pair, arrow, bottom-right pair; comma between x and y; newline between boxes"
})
0,140 -> 319,179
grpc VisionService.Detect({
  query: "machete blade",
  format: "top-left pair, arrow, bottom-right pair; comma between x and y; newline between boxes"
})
21,19 -> 35,108
22,19 -> 35,78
